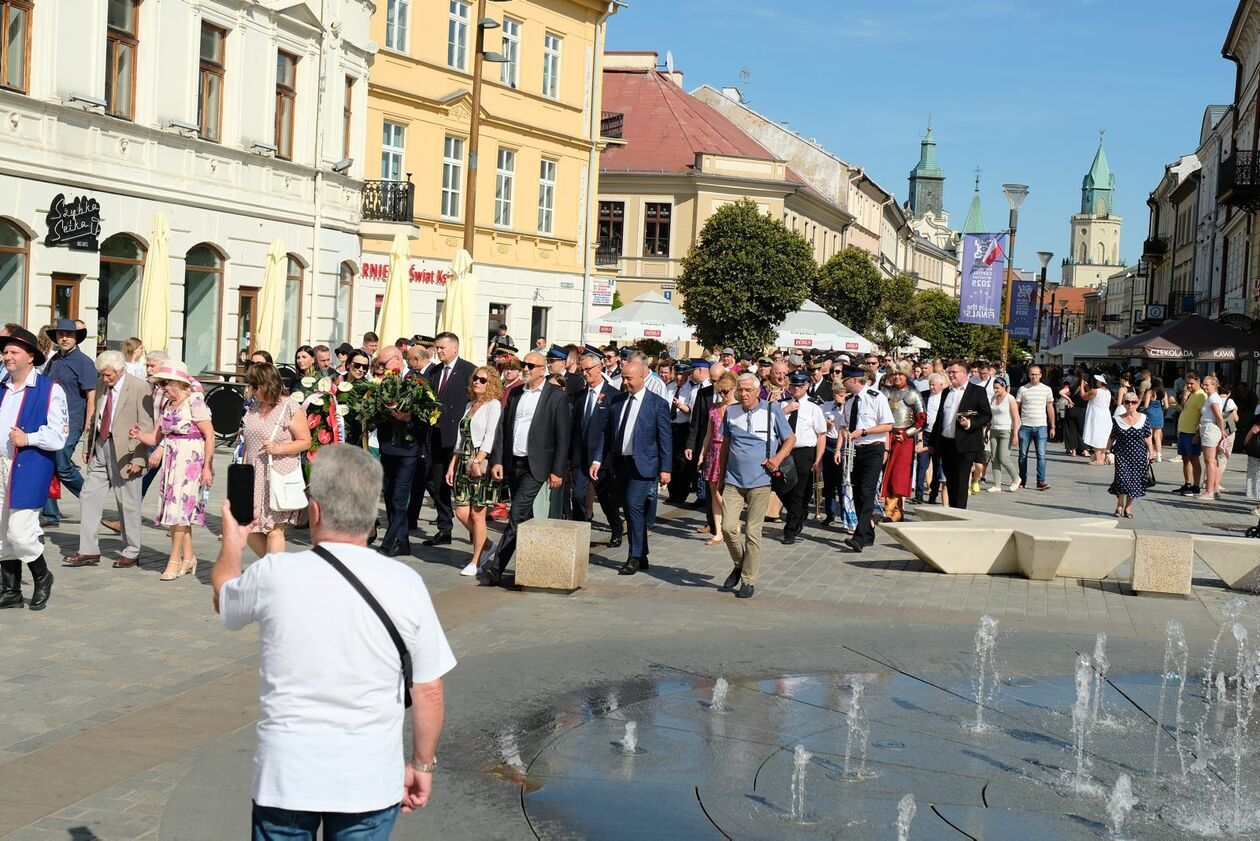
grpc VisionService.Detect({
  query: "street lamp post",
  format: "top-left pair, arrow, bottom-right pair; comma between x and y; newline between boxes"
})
999,183 -> 1029,366
1033,250 -> 1053,354
461,0 -> 511,255
1058,302 -> 1069,345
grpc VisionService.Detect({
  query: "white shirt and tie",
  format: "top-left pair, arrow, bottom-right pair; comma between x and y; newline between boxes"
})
511,383 -> 544,457
845,389 -> 894,447
591,390 -> 642,469
788,399 -> 827,449
939,386 -> 967,439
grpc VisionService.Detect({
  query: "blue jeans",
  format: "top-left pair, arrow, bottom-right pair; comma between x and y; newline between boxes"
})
41,427 -> 85,523
1018,425 -> 1048,485
914,448 -> 938,499
251,803 -> 398,841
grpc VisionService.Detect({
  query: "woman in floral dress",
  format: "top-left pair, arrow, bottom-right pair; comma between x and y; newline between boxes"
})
128,361 -> 215,580
697,372 -> 737,545
239,363 -> 310,557
446,367 -> 504,576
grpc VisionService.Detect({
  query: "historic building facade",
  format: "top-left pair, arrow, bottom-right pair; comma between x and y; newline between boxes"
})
0,0 -> 373,374
1061,138 -> 1125,288
596,55 -> 852,318
362,0 -> 619,351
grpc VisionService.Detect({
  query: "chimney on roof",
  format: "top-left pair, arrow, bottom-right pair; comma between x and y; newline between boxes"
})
720,86 -> 743,103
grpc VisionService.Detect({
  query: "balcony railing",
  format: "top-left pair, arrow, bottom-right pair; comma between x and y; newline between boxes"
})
1142,236 -> 1168,259
595,237 -> 622,267
362,178 -> 414,223
1167,290 -> 1196,317
600,111 -> 624,139
1218,150 -> 1260,211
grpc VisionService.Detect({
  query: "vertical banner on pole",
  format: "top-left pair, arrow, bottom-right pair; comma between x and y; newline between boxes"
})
1008,280 -> 1038,340
960,233 -> 1006,326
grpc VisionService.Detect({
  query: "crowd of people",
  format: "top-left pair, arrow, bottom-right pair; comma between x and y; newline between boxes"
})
3,316 -> 1260,612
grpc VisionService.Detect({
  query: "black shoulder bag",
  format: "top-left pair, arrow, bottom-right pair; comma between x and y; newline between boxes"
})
312,545 -> 413,708
764,404 -> 797,495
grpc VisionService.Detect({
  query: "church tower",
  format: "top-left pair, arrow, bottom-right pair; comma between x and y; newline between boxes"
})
908,120 -> 945,219
1062,134 -> 1123,287
962,170 -> 986,233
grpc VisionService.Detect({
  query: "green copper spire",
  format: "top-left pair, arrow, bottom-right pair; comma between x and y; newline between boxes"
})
908,117 -> 945,217
962,168 -> 986,233
1081,131 -> 1116,216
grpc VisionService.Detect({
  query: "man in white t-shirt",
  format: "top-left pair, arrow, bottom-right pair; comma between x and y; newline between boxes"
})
213,445 -> 456,840
1014,364 -> 1056,490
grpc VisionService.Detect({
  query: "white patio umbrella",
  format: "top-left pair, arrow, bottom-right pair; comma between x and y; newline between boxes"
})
774,300 -> 872,353
585,291 -> 695,342
438,248 -> 477,347
375,232 -> 412,345
254,238 -> 288,357
137,212 -> 170,352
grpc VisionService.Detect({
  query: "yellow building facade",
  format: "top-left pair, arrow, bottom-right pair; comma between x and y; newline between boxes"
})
360,0 -> 618,354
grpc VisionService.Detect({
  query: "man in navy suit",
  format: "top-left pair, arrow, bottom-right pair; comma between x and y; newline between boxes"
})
569,349 -> 622,546
592,358 -> 670,576
422,332 -> 476,545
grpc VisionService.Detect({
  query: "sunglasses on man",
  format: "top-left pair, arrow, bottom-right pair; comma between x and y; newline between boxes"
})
523,362 -> 541,370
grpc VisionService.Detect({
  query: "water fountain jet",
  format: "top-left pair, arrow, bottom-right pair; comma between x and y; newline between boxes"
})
971,615 -> 999,733
896,793 -> 916,841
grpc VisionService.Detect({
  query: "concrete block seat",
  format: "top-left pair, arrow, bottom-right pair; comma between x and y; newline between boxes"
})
514,519 -> 591,592
1193,534 -> 1260,592
1130,531 -> 1193,596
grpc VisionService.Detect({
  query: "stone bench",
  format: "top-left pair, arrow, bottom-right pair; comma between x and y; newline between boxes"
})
514,518 -> 591,592
1193,534 -> 1260,592
1130,532 -> 1193,596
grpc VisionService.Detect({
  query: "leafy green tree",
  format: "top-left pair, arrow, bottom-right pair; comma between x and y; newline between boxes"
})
678,199 -> 814,352
610,290 -> 624,310
907,289 -> 1006,360
879,273 -> 919,352
814,247 -> 882,336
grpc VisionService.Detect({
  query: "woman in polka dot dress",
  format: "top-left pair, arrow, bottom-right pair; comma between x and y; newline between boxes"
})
1106,392 -> 1155,518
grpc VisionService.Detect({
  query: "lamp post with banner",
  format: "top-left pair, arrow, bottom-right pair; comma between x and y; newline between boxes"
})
1000,183 -> 1029,365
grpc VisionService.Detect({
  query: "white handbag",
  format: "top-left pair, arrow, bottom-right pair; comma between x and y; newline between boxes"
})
267,405 -> 308,512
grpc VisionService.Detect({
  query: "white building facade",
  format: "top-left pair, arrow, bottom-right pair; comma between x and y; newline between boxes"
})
0,0 -> 374,374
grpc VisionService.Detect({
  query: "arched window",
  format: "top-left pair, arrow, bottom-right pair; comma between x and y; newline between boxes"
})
333,262 -> 355,343
0,218 -> 28,322
1096,242 -> 1104,264
98,234 -> 146,352
1078,242 -> 1086,262
281,254 -> 304,362
183,244 -> 224,374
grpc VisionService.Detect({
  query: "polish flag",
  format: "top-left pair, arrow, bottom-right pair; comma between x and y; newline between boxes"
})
982,236 -> 1004,266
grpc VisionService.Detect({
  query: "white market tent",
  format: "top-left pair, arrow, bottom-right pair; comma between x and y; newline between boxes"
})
774,300 -> 873,353
1044,329 -> 1116,365
586,291 -> 696,343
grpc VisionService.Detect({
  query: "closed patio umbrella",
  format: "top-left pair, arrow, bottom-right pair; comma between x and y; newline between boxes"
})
137,212 -> 170,352
585,291 -> 694,342
438,248 -> 477,347
254,238 -> 288,357
375,232 -> 412,345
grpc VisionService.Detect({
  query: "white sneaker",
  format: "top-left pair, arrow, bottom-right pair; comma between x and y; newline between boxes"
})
987,485 -> 1003,493
1155,453 -> 1163,462
460,562 -> 478,576
1009,480 -> 1021,492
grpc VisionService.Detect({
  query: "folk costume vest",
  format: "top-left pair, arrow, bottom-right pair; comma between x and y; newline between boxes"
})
0,373 -> 57,509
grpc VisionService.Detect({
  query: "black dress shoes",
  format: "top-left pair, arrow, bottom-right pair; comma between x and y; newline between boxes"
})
618,557 -> 642,576
735,583 -> 755,599
422,532 -> 452,547
607,535 -> 623,549
719,567 -> 741,591
911,496 -> 926,505
782,534 -> 796,545
842,537 -> 863,553
482,563 -> 503,585
821,515 -> 834,526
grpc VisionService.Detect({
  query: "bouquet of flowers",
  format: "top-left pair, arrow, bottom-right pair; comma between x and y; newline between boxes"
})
289,375 -> 351,474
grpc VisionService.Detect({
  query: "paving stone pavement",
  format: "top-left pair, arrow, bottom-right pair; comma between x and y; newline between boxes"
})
0,445 -> 1257,839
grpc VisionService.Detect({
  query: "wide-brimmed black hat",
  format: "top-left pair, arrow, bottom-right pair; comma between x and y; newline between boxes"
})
4,327 -> 45,366
45,318 -> 87,344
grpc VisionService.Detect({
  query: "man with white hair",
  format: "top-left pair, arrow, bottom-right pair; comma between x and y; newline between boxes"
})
214,445 -> 455,838
63,351 -> 153,569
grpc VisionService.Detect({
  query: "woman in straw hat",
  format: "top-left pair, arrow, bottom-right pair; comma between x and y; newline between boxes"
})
129,361 -> 215,580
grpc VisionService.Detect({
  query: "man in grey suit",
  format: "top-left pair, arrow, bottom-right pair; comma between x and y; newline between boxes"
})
484,352 -> 571,585
63,351 -> 153,568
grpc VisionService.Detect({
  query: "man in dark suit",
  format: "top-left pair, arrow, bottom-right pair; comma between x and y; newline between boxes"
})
569,349 -> 623,546
484,352 -> 571,584
807,359 -> 833,403
422,331 -> 476,545
928,360 -> 992,509
594,359 -> 670,575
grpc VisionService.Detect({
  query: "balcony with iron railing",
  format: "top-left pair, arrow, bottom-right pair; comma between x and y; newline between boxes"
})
1218,150 -> 1260,211
1167,290 -> 1196,317
600,111 -> 624,140
595,237 -> 622,267
362,177 -> 415,224
1141,236 -> 1168,260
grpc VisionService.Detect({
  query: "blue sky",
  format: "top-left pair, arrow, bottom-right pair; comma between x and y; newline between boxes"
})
605,0 -> 1238,273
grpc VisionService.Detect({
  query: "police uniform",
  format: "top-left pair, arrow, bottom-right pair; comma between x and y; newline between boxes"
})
841,373 -> 893,551
779,372 -> 828,544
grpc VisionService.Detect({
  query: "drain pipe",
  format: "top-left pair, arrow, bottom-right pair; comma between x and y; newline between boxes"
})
309,0 -> 330,345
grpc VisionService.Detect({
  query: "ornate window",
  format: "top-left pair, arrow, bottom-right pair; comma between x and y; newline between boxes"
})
0,1 -> 30,94
198,23 -> 226,142
105,0 -> 139,119
275,51 -> 298,160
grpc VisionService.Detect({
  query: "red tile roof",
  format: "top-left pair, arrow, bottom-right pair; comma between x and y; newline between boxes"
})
1039,285 -> 1089,315
600,68 -> 780,174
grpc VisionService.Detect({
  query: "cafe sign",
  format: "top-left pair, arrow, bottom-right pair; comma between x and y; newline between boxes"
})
45,193 -> 102,251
